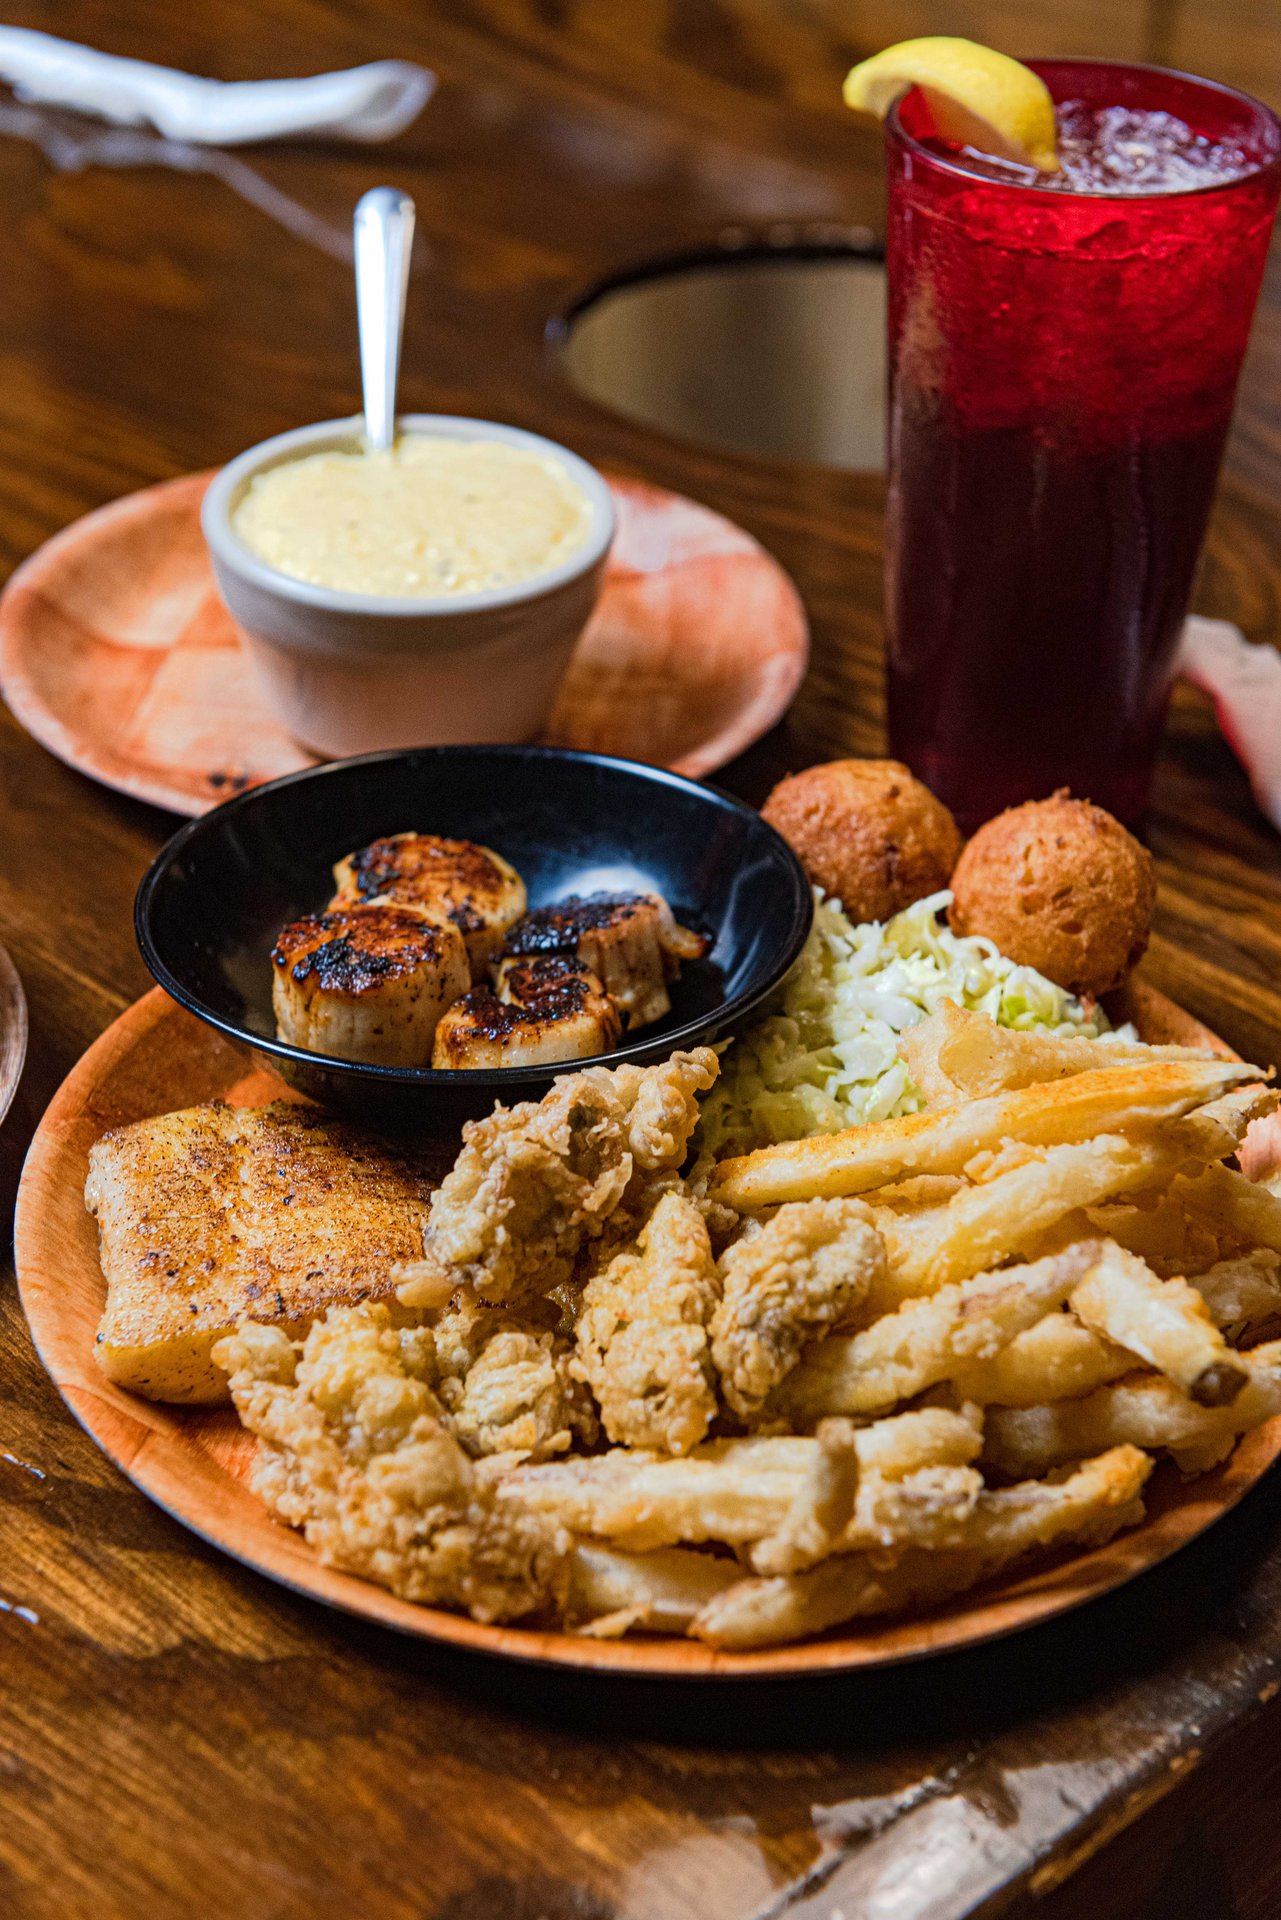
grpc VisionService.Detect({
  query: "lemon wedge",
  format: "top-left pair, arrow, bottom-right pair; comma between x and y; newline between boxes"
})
843,36 -> 1059,173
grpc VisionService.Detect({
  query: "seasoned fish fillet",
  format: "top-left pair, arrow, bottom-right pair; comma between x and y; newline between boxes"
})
503,891 -> 709,1029
272,903 -> 469,1065
330,832 -> 527,974
431,956 -> 621,1069
85,1101 -> 442,1403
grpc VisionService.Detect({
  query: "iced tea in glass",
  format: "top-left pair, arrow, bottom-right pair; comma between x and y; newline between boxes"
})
884,61 -> 1281,827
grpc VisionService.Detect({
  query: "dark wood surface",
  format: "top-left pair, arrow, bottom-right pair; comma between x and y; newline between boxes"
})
4,2 -> 1281,1915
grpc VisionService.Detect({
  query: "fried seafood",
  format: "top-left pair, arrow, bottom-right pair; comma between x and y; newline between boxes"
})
948,792 -> 1155,997
330,832 -> 527,975
503,891 -> 708,1030
689,1446 -> 1151,1650
272,905 -> 470,1066
573,1192 -> 720,1454
711,1055 -> 1256,1211
710,1198 -> 886,1419
395,1048 -> 719,1309
761,758 -> 962,924
191,1003 -> 1281,1650
443,1325 -> 596,1462
216,1307 -> 569,1622
897,1000 -> 1205,1110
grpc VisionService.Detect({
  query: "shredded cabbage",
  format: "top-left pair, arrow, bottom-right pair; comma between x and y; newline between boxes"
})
698,889 -> 1132,1157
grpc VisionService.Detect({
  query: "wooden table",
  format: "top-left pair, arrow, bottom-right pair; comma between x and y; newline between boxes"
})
3,3 -> 1281,1915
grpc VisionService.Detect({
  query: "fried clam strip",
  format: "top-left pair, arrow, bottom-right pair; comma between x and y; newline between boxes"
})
772,1243 -> 1101,1423
1084,1197 -> 1226,1280
984,1339 -> 1281,1478
867,1108 -> 1260,1311
750,1419 -> 860,1576
396,1049 -> 718,1310
502,1405 -> 984,1553
215,1308 -> 569,1623
573,1192 -> 720,1455
710,1198 -> 886,1420
952,1251 -> 1281,1409
951,1313 -> 1134,1408
899,1001 -> 1210,1109
1195,1249 -> 1281,1344
689,1445 -> 1152,1650
711,1058 -> 1256,1213
1177,1162 -> 1281,1256
568,1543 -> 740,1637
1070,1240 -> 1248,1408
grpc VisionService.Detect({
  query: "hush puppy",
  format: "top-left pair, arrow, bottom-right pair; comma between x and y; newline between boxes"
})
948,792 -> 1154,997
762,759 -> 962,924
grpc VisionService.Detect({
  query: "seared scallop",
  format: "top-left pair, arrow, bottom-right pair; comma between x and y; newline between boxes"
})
329,833 -> 526,975
432,955 -> 622,1070
503,892 -> 708,1029
272,905 -> 470,1066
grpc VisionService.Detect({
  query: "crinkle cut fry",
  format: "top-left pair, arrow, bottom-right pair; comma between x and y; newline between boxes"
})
690,1445 -> 1153,1649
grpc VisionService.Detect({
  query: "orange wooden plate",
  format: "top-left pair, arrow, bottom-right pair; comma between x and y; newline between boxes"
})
0,471 -> 808,815
15,984 -> 1279,1677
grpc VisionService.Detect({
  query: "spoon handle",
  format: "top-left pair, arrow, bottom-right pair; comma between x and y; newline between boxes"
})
354,186 -> 416,452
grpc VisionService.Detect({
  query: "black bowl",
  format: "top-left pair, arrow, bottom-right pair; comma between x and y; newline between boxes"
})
135,745 -> 813,1130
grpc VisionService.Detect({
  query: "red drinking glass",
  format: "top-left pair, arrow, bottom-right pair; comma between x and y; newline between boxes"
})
884,60 -> 1281,829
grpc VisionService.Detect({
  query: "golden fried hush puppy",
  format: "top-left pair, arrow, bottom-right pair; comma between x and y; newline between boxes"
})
761,759 -> 962,924
948,792 -> 1155,998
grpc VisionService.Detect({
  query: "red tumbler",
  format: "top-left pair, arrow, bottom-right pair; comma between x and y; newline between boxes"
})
884,60 -> 1281,828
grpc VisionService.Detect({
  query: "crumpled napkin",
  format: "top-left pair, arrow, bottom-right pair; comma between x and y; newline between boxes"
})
0,26 -> 434,146
1177,615 -> 1281,832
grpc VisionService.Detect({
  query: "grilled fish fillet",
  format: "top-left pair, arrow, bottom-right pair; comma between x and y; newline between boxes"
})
432,955 -> 622,1069
503,892 -> 708,1029
330,832 -> 527,975
85,1102 -> 443,1403
272,903 -> 470,1065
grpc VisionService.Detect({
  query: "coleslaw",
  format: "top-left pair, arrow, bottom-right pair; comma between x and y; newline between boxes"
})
698,889 -> 1129,1157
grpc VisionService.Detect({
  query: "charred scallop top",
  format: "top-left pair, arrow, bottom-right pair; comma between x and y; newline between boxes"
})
337,833 -> 519,935
504,894 -> 656,954
497,954 -> 600,1013
272,906 -> 459,995
443,979 -> 596,1040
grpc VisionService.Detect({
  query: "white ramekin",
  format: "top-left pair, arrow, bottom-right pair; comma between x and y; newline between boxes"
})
201,414 -> 615,758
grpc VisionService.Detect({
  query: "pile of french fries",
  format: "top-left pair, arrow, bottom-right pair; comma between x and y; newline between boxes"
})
508,1006 -> 1281,1650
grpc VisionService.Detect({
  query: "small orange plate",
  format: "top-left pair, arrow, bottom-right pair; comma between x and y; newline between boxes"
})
0,472 -> 809,816
14,982 -> 1280,1677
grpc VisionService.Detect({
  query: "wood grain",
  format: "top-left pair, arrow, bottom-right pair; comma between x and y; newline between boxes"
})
2,1 -> 1281,1915
18,984 -> 1275,1681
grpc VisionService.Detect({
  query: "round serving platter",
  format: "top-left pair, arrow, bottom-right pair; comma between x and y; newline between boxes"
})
14,981 -> 1280,1678
0,471 -> 808,816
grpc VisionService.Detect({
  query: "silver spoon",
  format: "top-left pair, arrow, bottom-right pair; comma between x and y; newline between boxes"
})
353,185 -> 416,452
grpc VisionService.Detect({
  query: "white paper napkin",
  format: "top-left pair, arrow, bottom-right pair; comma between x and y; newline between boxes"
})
0,27 -> 434,146
1176,615 -> 1281,831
